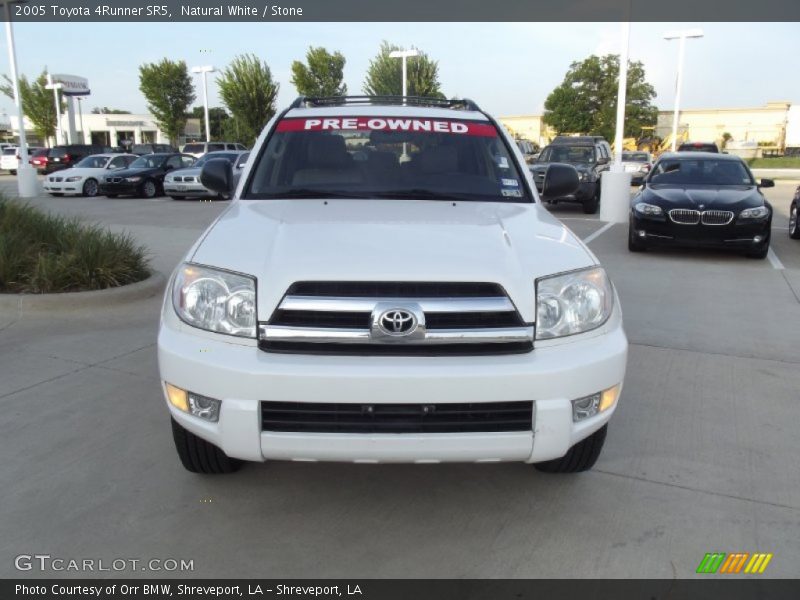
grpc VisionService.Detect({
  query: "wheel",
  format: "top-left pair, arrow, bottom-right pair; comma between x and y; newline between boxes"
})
628,226 -> 647,252
582,187 -> 600,214
169,195 -> 186,200
82,178 -> 99,197
105,194 -> 118,198
746,236 -> 770,259
790,204 -> 800,239
534,424 -> 608,473
171,418 -> 242,474
140,179 -> 158,198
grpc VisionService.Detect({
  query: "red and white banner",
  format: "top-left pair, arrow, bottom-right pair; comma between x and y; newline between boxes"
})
276,117 -> 497,137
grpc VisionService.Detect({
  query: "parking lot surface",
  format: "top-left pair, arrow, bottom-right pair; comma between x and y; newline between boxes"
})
1,177 -> 798,578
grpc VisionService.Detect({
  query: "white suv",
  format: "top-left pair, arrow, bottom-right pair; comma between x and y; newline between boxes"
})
158,97 -> 628,474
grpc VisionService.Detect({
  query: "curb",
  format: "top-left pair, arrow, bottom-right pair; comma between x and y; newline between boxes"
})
0,271 -> 167,314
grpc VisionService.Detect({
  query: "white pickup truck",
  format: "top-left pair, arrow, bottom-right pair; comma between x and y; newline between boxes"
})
158,96 -> 628,474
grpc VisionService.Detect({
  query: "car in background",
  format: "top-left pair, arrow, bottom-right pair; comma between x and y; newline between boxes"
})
181,141 -> 248,158
164,150 -> 248,200
1,146 -> 18,174
43,144 -> 112,174
43,153 -> 138,197
130,143 -> 177,155
677,141 -> 720,153
530,137 -> 611,213
629,152 -> 773,258
620,151 -> 652,185
29,148 -> 49,170
515,139 -> 539,164
98,153 -> 196,198
790,185 -> 800,240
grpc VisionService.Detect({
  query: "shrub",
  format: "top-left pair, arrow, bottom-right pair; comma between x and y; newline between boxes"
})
0,199 -> 151,293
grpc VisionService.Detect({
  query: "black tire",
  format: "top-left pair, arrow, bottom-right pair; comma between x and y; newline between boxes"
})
140,179 -> 158,198
582,187 -> 600,214
171,418 -> 242,474
82,178 -> 99,197
169,195 -> 186,200
628,226 -> 647,252
105,194 -> 118,198
534,424 -> 608,473
790,204 -> 800,240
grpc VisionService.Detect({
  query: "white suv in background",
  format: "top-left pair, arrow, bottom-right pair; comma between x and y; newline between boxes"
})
181,141 -> 248,158
158,96 -> 628,474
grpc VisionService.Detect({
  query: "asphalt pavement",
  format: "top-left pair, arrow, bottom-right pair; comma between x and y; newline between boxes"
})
0,177 -> 798,578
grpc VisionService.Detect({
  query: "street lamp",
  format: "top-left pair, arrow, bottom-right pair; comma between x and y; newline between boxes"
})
44,77 -> 64,144
388,48 -> 419,101
76,96 -> 84,143
664,28 -> 704,151
191,65 -> 215,143
2,0 -> 38,197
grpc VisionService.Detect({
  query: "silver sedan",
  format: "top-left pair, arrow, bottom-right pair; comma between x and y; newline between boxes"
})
164,150 -> 249,200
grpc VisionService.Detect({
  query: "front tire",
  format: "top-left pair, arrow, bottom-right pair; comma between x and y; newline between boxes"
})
82,178 -> 99,197
790,204 -> 800,239
140,179 -> 158,198
582,187 -> 600,214
171,418 -> 242,474
534,424 -> 608,473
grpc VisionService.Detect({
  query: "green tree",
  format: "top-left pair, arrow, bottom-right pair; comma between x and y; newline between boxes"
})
543,54 -> 658,142
138,59 -> 195,146
291,47 -> 347,97
0,70 -> 65,142
217,54 -> 279,147
190,106 -> 230,141
362,42 -> 443,98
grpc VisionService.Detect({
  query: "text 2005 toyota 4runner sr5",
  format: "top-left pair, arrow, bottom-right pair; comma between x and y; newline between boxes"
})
158,96 -> 628,474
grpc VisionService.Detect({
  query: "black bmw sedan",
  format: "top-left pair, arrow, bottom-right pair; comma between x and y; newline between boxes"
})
628,152 -> 773,259
99,153 -> 196,198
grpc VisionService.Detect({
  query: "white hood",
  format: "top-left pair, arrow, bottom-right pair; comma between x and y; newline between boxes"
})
189,199 -> 595,322
49,167 -> 106,179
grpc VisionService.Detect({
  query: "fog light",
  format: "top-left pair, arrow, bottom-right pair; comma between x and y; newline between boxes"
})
572,393 -> 601,422
753,236 -> 763,244
165,382 -> 188,412
188,392 -> 221,422
638,230 -> 646,238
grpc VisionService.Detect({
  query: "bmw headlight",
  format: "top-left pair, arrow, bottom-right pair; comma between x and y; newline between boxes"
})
124,176 -> 142,183
65,176 -> 81,182
536,267 -> 613,340
579,171 -> 589,182
738,206 -> 769,219
172,263 -> 257,338
634,202 -> 663,216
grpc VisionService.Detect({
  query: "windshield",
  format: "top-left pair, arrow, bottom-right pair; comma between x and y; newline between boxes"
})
538,145 -> 594,163
130,155 -> 166,169
195,152 -> 241,167
2,148 -> 15,156
75,155 -> 109,169
622,152 -> 649,162
131,145 -> 154,154
649,158 -> 754,186
244,116 -> 529,202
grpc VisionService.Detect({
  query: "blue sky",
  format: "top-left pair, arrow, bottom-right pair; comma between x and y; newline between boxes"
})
2,22 -> 798,117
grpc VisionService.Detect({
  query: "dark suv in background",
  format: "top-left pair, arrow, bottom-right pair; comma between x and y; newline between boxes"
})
42,144 -> 112,174
530,136 -> 611,213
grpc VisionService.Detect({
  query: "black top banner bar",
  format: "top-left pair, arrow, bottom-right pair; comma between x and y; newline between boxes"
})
2,0 -> 800,22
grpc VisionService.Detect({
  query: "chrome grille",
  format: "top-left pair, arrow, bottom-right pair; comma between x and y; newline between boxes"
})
669,209 -> 700,224
701,210 -> 734,225
260,281 -> 533,356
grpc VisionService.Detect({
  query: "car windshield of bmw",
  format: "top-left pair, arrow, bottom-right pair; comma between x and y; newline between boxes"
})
195,152 -> 241,167
538,145 -> 595,163
648,158 -> 754,187
243,116 -> 530,202
75,155 -> 110,169
130,154 -> 168,169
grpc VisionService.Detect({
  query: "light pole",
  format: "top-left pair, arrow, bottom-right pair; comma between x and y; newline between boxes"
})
191,65 -> 215,143
76,96 -> 84,143
664,28 -> 704,151
45,77 -> 64,144
388,48 -> 419,101
2,0 -> 38,197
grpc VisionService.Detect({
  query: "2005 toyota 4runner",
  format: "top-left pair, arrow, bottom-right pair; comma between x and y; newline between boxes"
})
158,96 -> 628,474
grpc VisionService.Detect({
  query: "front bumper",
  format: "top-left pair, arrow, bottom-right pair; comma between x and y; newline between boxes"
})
630,213 -> 771,248
158,301 -> 628,464
163,182 -> 213,197
43,182 -> 81,195
99,182 -> 141,196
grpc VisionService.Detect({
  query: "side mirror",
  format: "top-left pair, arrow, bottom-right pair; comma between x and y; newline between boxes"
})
597,156 -> 609,165
759,178 -> 775,188
541,164 -> 580,200
201,158 -> 234,195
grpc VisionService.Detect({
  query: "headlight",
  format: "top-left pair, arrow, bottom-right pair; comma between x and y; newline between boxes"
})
124,176 -> 142,182
536,267 -> 613,340
634,202 -> 663,216
579,171 -> 590,181
738,206 -> 769,219
172,263 -> 257,338
165,176 -> 173,183
65,176 -> 81,182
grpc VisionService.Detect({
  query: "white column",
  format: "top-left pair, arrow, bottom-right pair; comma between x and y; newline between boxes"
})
66,96 -> 77,144
202,71 -> 210,142
670,36 -> 686,151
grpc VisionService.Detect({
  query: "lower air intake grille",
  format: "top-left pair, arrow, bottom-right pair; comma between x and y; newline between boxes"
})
260,401 -> 534,433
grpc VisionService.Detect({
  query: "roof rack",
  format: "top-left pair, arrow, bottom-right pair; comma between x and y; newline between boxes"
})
289,95 -> 482,112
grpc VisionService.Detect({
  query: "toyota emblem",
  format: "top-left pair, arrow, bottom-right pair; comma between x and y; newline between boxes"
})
378,309 -> 418,336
